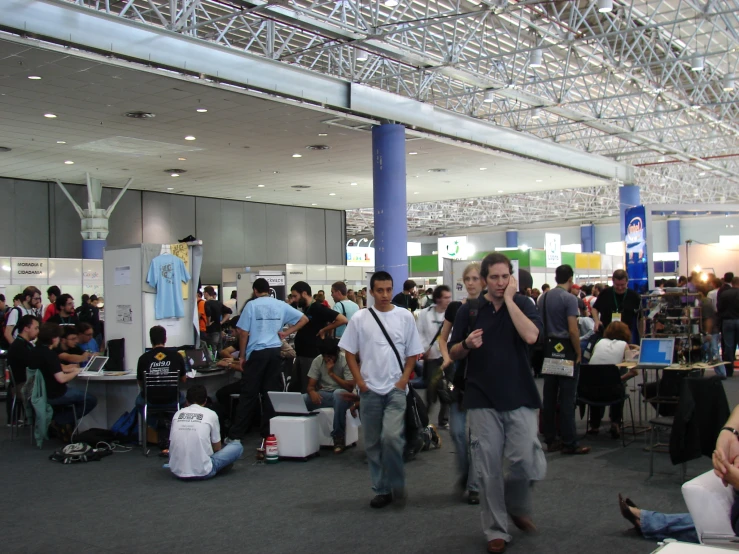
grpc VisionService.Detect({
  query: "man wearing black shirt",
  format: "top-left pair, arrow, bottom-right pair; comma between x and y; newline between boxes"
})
392,279 -> 420,312
30,322 -> 97,428
591,270 -> 641,333
203,286 -> 232,355
718,276 -> 739,377
6,315 -> 39,422
289,281 -> 347,393
47,294 -> 80,327
449,253 -> 545,554
56,326 -> 93,366
136,325 -> 187,408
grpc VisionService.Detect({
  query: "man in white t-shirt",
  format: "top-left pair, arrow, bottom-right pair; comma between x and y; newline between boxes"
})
4,286 -> 42,346
169,385 -> 244,480
339,271 -> 424,509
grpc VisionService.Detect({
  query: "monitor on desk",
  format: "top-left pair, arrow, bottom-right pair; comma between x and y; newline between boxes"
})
638,338 -> 675,368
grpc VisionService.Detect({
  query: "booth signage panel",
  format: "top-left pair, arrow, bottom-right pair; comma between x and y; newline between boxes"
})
545,233 -> 561,268
0,258 -> 10,285
259,274 -> 286,287
625,205 -> 649,293
588,254 -> 602,270
346,246 -> 375,266
574,253 -> 589,270
11,257 -> 48,282
286,265 -> 307,282
437,236 -> 467,270
82,259 -> 103,283
49,258 -> 83,286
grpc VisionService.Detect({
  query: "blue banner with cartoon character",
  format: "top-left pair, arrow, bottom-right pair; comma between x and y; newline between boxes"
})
625,205 -> 648,294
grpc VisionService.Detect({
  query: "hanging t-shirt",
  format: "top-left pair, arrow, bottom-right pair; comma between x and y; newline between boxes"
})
146,253 -> 191,319
169,404 -> 220,478
170,243 -> 190,300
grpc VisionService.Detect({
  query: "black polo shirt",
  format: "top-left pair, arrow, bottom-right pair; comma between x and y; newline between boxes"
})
8,336 -> 35,384
591,287 -> 640,329
449,294 -> 543,412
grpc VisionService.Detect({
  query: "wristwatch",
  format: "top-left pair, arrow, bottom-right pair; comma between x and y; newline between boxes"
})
462,339 -> 471,350
721,427 -> 739,438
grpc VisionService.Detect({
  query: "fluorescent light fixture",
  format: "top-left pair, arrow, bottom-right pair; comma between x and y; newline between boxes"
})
257,184 -> 265,188
318,133 -> 328,137
184,135 -> 196,140
245,196 -> 251,199
529,49 -> 543,68
597,0 -> 613,13
170,173 -> 179,177
292,153 -> 302,158
44,113 -> 57,118
178,157 -> 187,161
56,140 -> 66,144
691,56 -> 704,71
409,152 -> 418,155
350,182 -> 358,186
64,160 -> 74,164
28,75 -> 41,80
167,187 -> 174,190
483,90 -> 495,103
479,167 -> 487,171
356,50 -> 369,62
329,193 -> 336,196
196,108 -> 208,113
723,73 -> 736,91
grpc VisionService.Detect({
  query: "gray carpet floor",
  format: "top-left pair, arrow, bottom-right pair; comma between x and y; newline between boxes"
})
1,373 -> 733,554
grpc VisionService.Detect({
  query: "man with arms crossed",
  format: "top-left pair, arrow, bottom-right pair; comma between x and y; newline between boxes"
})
227,278 -> 308,443
339,271 -> 424,509
449,253 -> 546,554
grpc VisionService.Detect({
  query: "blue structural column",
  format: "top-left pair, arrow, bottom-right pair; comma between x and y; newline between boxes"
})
372,124 -> 407,293
506,229 -> 519,248
580,223 -> 595,253
667,218 -> 681,253
82,240 -> 106,260
619,185 -> 640,239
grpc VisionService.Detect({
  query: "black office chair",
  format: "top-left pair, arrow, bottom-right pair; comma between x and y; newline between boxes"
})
577,364 -> 636,447
140,371 -> 181,456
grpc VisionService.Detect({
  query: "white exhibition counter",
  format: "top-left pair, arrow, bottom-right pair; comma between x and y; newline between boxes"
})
70,369 -> 237,432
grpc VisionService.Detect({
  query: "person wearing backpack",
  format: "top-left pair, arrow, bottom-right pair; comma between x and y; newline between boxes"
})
339,271 -> 424,509
75,294 -> 100,335
4,286 -> 42,347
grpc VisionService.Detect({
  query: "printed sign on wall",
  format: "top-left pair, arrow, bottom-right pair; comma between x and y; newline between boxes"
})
625,205 -> 649,294
545,233 -> 562,269
437,236 -> 468,270
11,258 -> 48,282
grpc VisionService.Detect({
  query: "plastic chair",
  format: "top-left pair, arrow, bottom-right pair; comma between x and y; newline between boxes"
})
576,364 -> 636,447
7,368 -> 27,440
140,371 -> 180,456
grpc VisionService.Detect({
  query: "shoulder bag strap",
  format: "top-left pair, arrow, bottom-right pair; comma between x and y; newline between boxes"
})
338,301 -> 346,316
541,292 -> 549,339
368,308 -> 404,372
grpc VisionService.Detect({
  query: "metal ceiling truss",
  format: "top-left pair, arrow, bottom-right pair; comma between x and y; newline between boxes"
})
62,0 -> 739,235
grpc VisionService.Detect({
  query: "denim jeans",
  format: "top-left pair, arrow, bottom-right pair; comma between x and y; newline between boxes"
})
450,401 -> 478,492
360,388 -> 406,495
302,389 -> 353,439
722,320 -> 739,377
640,510 -> 699,543
47,388 -> 98,425
178,443 -> 244,480
542,364 -> 580,448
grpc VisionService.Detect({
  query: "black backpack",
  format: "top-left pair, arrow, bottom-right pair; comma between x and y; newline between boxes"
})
0,307 -> 23,349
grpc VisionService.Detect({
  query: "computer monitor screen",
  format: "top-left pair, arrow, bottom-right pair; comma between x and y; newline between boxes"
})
639,338 -> 674,366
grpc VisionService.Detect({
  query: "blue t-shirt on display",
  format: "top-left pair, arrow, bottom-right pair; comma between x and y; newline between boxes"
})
146,253 -> 191,319
237,296 -> 303,360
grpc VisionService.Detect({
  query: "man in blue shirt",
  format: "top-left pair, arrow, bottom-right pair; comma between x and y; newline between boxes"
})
330,281 -> 359,338
226,278 -> 308,443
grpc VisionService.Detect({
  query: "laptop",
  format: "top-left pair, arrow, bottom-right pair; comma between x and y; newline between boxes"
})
185,349 -> 210,369
268,392 -> 318,416
79,355 -> 109,376
637,338 -> 675,369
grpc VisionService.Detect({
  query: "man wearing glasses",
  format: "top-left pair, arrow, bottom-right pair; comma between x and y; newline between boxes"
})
4,286 -> 42,346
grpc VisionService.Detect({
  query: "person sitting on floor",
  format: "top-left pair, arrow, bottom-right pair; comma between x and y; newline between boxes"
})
169,385 -> 244,480
618,405 -> 739,543
136,325 -> 187,452
301,338 -> 355,453
587,321 -> 639,438
56,326 -> 94,366
30,322 -> 97,440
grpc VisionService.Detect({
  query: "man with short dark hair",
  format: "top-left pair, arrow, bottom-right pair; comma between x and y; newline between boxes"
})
56,326 -> 93,366
75,294 -> 100,336
43,286 -> 61,322
290,281 -> 347,393
539,265 -> 588,455
541,284 -> 550,293
227,278 -> 308,443
392,279 -> 420,312
718,276 -> 739,378
6,314 -> 39,422
4,286 -> 42,346
339,271 -> 424,509
169,385 -> 244,480
0,294 -> 7,320
203,286 -> 232,355
591,269 -> 640,334
330,281 -> 359,338
47,294 -> 79,327
449,253 -> 545,553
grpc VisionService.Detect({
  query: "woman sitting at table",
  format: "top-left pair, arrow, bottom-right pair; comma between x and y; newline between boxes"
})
588,321 -> 639,438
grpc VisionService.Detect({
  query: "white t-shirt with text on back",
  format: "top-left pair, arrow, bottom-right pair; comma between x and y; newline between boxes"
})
339,306 -> 423,395
168,404 -> 220,478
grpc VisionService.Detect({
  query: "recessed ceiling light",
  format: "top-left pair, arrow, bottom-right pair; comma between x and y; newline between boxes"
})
384,0 -> 399,6
497,189 -> 503,193
292,153 -> 302,158
483,90 -> 495,103
245,196 -> 252,199
409,152 -> 418,155
318,133 -> 328,137
479,167 -> 487,171
311,203 -> 318,206
256,185 -> 266,189
167,187 -> 174,190
64,160 -> 74,165
535,179 -> 543,182
28,75 -> 42,80
350,182 -> 358,186
184,135 -> 196,141
44,113 -> 57,118
699,172 -> 706,176
170,173 -> 180,177
56,140 -> 66,144
329,193 -> 336,196
178,157 -> 187,161
356,50 -> 369,62
413,191 -> 420,194
196,108 -> 208,113
273,171 -> 279,174
597,0 -> 613,13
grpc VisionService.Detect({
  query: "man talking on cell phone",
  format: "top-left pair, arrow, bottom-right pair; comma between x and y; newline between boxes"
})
339,271 -> 424,510
449,253 -> 546,554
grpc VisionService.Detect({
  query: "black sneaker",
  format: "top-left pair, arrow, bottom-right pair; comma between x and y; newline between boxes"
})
468,491 -> 480,505
370,494 -> 393,509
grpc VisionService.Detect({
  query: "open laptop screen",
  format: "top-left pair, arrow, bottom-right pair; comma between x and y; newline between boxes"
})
639,338 -> 674,366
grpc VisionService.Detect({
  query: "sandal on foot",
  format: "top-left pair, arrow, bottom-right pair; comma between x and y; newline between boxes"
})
618,494 -> 641,531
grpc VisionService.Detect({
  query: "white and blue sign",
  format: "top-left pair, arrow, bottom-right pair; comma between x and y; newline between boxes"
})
625,205 -> 649,293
